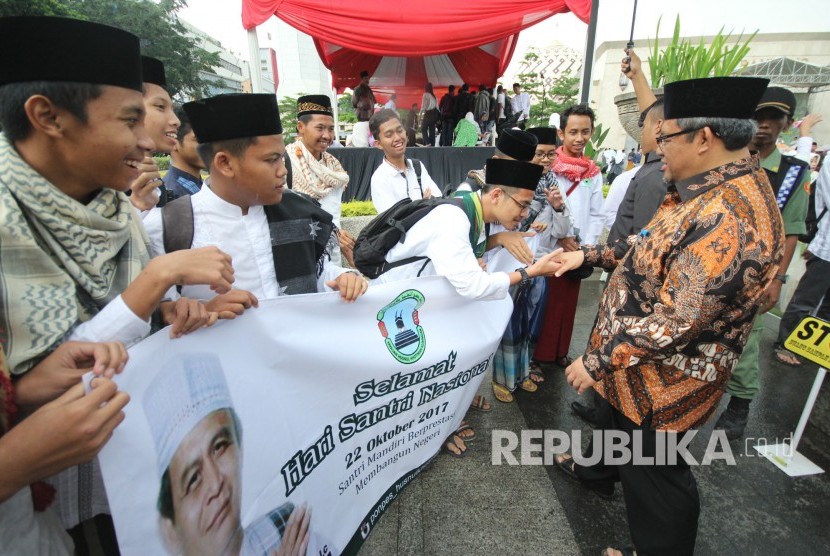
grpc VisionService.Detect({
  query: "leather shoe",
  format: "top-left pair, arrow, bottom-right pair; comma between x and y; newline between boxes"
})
570,401 -> 598,425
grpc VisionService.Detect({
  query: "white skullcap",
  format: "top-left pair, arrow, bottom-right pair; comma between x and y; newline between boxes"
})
142,352 -> 234,477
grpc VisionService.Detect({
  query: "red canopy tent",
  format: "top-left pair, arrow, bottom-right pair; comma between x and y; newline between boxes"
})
241,0 -> 591,106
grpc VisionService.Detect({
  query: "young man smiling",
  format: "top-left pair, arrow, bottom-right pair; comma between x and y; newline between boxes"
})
129,56 -> 182,210
287,94 -> 354,265
0,15 -> 233,550
144,93 -> 367,312
369,109 -> 443,213
533,104 -> 604,369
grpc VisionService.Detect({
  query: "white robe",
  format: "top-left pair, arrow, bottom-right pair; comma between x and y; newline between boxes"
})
556,172 -> 605,245
143,185 -> 350,301
371,204 -> 510,300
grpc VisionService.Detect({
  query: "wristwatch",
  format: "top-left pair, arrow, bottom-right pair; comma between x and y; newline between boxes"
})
516,267 -> 531,287
774,274 -> 788,284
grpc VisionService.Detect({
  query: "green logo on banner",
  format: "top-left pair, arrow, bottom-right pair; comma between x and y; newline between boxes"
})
376,289 -> 426,364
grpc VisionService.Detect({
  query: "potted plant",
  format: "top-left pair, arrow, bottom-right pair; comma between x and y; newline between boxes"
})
614,16 -> 757,142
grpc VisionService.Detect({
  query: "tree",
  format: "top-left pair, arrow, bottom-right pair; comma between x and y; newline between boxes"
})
514,46 -> 580,128
3,0 -> 219,99
0,0 -> 80,17
338,94 -> 357,123
278,95 -> 300,144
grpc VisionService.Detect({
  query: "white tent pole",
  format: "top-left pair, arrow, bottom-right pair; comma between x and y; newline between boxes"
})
248,28 -> 263,93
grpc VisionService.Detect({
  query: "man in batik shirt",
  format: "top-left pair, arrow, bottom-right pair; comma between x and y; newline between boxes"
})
552,76 -> 784,556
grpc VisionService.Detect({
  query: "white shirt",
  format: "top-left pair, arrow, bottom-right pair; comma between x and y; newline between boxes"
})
143,185 -> 350,301
556,171 -> 605,245
809,162 -> 830,262
372,204 -> 510,300
0,488 -> 73,555
370,158 -> 443,213
510,92 -> 531,121
497,93 -> 506,119
602,166 -> 641,233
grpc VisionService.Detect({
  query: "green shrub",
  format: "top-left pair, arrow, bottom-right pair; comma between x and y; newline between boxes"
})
154,155 -> 170,171
341,201 -> 378,217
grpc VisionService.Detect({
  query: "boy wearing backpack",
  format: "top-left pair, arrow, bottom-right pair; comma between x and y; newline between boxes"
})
714,87 -> 810,440
142,93 -> 367,312
366,158 -> 564,299
369,109 -> 443,213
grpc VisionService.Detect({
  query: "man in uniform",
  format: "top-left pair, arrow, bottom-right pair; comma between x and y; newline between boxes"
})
553,76 -> 783,555
715,86 -> 810,439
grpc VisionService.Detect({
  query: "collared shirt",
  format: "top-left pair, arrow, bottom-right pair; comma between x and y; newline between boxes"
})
582,156 -> 784,432
161,165 -> 203,199
370,158 -> 442,213
606,151 -> 668,256
510,92 -> 531,120
143,184 -> 348,301
809,162 -> 830,262
555,171 -> 604,244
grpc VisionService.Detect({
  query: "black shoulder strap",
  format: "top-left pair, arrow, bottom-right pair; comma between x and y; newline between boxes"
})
284,153 -> 293,189
162,194 -> 194,253
408,158 -> 423,197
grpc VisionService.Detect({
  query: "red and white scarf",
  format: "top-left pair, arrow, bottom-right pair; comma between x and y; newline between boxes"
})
551,146 -> 600,184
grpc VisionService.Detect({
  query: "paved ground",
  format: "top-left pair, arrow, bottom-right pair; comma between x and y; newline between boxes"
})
360,277 -> 830,555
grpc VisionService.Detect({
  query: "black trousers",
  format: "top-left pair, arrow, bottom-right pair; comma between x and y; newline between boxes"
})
575,399 -> 700,556
776,254 -> 830,346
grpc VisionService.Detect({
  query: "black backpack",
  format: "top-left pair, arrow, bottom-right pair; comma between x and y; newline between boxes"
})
503,94 -> 514,119
354,196 -> 468,278
800,177 -> 826,244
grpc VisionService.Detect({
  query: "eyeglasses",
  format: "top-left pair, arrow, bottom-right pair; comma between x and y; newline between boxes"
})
504,192 -> 532,213
655,126 -> 705,148
534,151 -> 557,160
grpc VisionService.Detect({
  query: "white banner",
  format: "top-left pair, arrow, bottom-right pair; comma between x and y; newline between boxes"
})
99,276 -> 512,556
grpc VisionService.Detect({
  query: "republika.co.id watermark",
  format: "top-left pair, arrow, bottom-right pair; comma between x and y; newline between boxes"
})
491,429 -> 795,466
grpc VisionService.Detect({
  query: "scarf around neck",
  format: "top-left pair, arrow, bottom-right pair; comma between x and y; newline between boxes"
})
551,146 -> 600,183
0,134 -> 149,374
288,140 -> 349,200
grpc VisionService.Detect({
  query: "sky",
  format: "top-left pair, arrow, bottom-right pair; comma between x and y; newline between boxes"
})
176,0 -> 828,76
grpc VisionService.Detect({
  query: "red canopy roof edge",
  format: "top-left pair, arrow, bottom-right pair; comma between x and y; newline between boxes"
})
242,1 -> 591,56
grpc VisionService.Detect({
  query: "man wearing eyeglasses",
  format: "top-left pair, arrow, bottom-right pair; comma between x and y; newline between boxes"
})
552,76 -> 784,556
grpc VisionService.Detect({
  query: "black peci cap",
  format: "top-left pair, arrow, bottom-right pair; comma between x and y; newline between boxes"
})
663,77 -> 769,120
496,128 -> 538,161
525,127 -> 559,147
486,158 -> 543,191
0,16 -> 142,91
141,56 -> 167,89
184,94 -> 282,143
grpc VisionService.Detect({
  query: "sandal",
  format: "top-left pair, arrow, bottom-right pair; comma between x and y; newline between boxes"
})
492,382 -> 514,403
519,378 -> 538,393
554,453 -> 613,500
529,362 -> 545,384
442,434 -> 467,458
600,548 -> 636,556
555,355 -> 574,367
774,348 -> 802,367
454,422 -> 476,442
469,394 -> 492,413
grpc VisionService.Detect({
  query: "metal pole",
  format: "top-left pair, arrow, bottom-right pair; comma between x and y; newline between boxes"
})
790,368 -> 826,452
247,28 -> 263,94
579,0 -> 601,104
